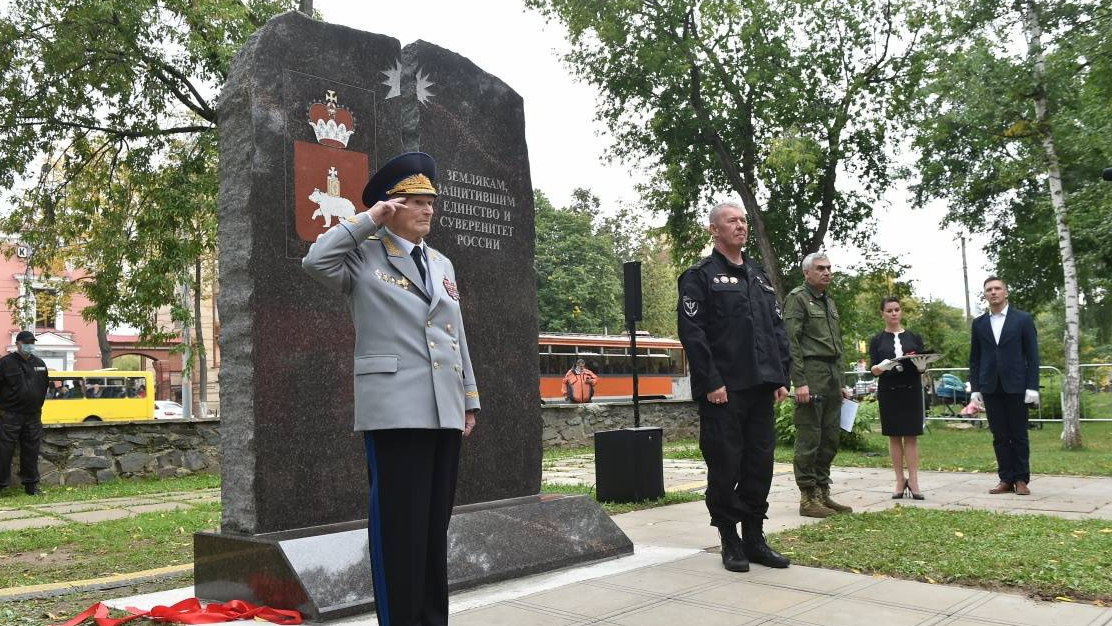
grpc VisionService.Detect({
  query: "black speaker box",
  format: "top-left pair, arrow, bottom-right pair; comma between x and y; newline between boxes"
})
623,261 -> 642,322
594,427 -> 664,503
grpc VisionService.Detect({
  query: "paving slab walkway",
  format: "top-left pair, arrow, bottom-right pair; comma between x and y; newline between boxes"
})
96,462 -> 1112,625
0,488 -> 220,531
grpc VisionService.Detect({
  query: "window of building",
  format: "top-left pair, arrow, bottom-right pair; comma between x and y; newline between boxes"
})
33,288 -> 60,329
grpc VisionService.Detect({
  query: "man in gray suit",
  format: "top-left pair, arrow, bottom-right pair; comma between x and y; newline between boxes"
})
303,152 -> 480,626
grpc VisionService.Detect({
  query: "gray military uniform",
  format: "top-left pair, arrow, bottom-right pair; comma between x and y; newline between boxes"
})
302,212 -> 480,431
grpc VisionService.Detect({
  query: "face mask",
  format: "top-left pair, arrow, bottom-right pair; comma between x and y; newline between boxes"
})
18,343 -> 35,355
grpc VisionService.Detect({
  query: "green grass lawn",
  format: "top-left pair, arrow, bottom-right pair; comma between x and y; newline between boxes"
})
771,506 -> 1112,603
0,503 -> 218,588
0,473 -> 219,509
651,421 -> 1112,476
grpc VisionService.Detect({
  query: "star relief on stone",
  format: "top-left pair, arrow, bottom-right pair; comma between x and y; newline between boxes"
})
379,58 -> 435,104
415,67 -> 435,105
381,60 -> 402,99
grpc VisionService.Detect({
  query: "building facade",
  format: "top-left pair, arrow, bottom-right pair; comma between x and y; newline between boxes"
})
0,241 -> 220,412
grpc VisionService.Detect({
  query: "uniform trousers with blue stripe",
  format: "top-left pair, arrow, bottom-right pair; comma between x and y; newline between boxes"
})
364,428 -> 461,626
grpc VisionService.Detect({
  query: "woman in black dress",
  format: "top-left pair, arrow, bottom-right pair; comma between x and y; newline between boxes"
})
869,297 -> 926,499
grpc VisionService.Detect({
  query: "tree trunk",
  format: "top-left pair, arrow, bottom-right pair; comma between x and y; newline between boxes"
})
97,318 -> 112,368
299,0 -> 312,16
1023,0 -> 1081,449
686,64 -> 784,296
194,257 -> 208,418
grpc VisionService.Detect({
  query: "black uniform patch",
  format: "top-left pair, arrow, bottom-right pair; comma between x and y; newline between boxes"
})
682,295 -> 699,317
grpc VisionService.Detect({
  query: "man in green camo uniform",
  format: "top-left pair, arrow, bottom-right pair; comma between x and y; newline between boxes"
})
784,253 -> 854,518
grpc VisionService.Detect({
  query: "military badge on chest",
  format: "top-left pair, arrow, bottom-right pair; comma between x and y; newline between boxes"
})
443,277 -> 460,301
374,268 -> 410,291
712,274 -> 738,285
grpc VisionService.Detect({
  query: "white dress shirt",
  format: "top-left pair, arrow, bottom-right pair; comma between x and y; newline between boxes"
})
385,227 -> 432,294
989,305 -> 1009,344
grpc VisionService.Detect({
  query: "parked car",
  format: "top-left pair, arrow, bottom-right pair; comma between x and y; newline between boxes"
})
154,400 -> 185,419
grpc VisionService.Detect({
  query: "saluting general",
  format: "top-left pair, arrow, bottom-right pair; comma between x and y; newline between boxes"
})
302,152 -> 480,626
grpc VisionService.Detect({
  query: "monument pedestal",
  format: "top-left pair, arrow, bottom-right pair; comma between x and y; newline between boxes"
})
195,493 -> 632,621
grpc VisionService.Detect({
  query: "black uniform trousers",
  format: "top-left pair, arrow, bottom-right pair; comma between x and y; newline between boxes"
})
0,410 -> 42,488
983,389 -> 1030,484
364,428 -> 461,626
698,385 -> 777,528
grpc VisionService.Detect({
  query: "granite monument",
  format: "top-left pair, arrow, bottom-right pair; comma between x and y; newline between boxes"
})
195,12 -> 631,621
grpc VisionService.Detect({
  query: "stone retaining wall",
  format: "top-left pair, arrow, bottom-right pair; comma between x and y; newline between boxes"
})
6,419 -> 221,486
6,405 -> 685,485
541,400 -> 699,448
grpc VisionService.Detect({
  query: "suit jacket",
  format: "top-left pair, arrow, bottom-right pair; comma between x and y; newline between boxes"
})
968,307 -> 1039,394
302,212 -> 480,431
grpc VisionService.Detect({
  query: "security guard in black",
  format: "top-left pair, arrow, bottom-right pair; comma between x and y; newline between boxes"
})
679,250 -> 791,397
676,202 -> 792,573
0,331 -> 50,494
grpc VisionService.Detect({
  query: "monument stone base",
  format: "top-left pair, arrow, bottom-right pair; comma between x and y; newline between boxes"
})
194,493 -> 632,621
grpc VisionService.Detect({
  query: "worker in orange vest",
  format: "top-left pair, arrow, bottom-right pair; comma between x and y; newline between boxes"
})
562,358 -> 599,403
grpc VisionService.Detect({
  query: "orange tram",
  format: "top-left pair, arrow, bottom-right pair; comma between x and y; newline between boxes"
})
538,332 -> 691,403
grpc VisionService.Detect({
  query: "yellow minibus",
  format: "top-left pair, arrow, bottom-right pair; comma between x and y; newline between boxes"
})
41,370 -> 156,424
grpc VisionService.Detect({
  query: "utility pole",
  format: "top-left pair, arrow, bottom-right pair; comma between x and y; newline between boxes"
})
960,233 -> 972,322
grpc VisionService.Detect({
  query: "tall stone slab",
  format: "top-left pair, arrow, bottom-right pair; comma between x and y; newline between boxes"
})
196,11 -> 629,622
402,39 -> 542,505
214,12 -> 403,535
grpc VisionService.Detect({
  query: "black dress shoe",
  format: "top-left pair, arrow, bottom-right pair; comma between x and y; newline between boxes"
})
718,526 -> 750,572
741,519 -> 790,569
25,485 -> 44,496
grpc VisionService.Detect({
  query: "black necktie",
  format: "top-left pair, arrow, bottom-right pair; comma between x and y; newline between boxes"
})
411,246 -> 427,286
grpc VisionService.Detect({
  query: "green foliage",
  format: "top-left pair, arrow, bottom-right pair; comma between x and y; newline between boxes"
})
0,0 -> 294,341
534,189 -> 624,333
526,0 -> 931,293
773,396 -> 876,452
909,0 -> 1112,315
534,189 -> 682,337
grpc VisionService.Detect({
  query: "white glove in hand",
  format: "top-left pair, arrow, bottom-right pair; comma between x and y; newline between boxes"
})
970,392 -> 984,407
877,359 -> 897,372
1025,389 -> 1040,405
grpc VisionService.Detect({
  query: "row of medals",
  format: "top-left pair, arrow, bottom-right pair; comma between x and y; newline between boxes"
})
713,275 -> 740,284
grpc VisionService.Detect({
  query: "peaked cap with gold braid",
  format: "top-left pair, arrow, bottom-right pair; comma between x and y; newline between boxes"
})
362,151 -> 438,206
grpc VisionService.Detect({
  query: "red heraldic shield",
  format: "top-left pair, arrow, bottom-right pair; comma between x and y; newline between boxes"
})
293,140 -> 369,242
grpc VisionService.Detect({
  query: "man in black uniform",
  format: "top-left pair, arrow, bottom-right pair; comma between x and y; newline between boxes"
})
0,331 -> 50,496
677,201 -> 792,572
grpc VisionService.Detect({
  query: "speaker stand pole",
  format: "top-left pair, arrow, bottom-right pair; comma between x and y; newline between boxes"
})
628,318 -> 640,428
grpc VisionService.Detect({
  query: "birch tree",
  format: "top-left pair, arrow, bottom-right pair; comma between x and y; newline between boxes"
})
911,0 -> 1112,448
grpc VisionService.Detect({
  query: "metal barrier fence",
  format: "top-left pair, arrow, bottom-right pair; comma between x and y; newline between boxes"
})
842,363 -> 1112,425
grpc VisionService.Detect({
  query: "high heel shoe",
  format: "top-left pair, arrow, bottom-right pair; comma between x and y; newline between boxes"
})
891,476 -> 907,499
907,478 -> 925,500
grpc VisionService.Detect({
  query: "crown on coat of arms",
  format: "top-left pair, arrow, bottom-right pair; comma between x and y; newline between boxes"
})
307,90 -> 356,148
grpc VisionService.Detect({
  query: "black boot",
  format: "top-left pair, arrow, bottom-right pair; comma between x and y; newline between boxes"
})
717,524 -> 750,572
741,518 -> 790,569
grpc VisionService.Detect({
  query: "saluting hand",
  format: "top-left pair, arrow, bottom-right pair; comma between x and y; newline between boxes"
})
464,411 -> 477,437
368,199 -> 407,226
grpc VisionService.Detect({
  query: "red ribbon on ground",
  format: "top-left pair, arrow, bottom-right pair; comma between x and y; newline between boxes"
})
53,598 -> 303,626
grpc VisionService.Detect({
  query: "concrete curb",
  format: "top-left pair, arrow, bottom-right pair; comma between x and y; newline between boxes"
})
0,564 -> 193,602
